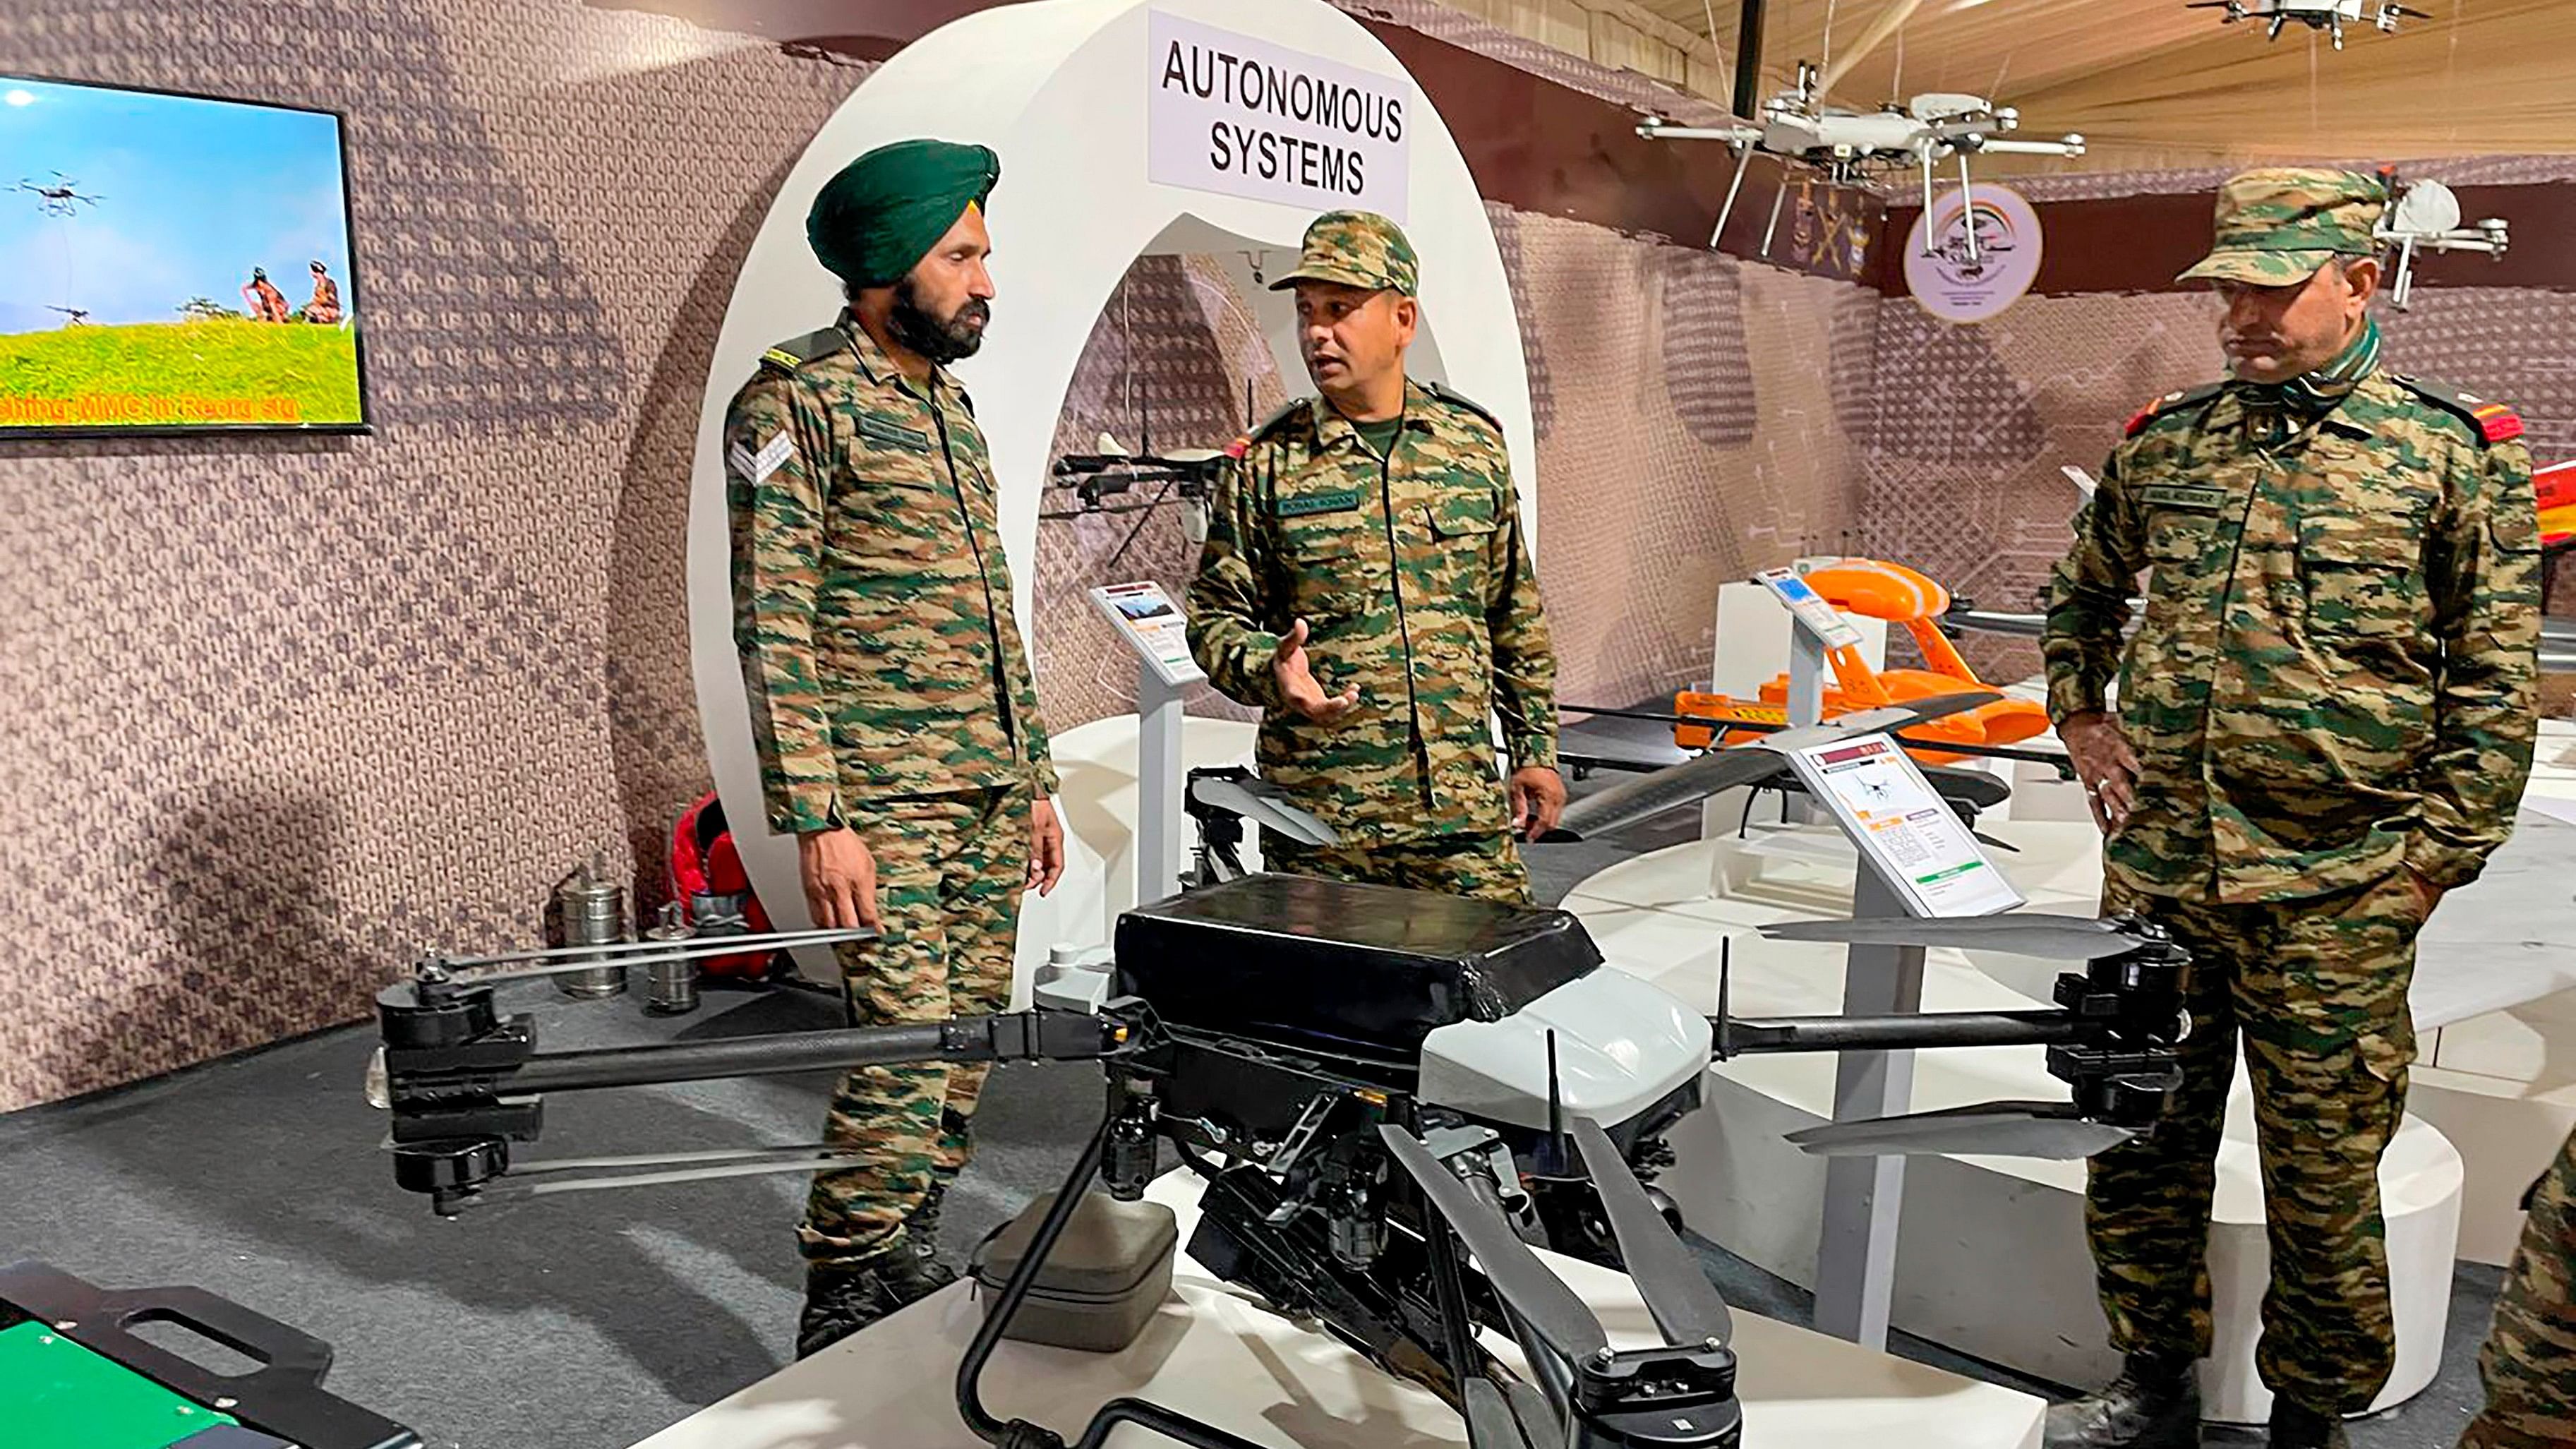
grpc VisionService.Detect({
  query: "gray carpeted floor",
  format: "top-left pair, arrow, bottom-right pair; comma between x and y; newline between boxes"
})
0,759 -> 2509,1448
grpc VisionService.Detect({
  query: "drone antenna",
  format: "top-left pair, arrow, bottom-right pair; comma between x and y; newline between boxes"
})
1541,1029 -> 1573,1177
1546,1029 -> 1563,1140
1716,937 -> 1733,1059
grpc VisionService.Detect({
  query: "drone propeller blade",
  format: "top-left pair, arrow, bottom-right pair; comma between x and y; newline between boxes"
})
1503,1380 -> 1564,1443
1760,912 -> 2156,960
1786,1102 -> 2137,1160
1890,690 -> 2007,726
1377,1124 -> 1610,1366
1548,688 -> 2006,842
1162,446 -> 1224,464
1188,776 -> 1340,847
1544,743 -> 1786,841
1462,1378 -> 1532,1449
1568,1117 -> 1733,1345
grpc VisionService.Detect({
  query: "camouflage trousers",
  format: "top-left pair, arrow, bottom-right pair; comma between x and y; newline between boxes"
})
2460,1121 -> 2576,1449
2087,867 -> 2423,1414
1261,827 -> 1533,904
799,785 -> 1030,1270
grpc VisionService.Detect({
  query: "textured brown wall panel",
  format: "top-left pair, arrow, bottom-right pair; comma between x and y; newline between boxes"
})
0,0 -> 858,1112
1028,254 -> 1279,733
1863,284 -> 2576,681
1506,211 -> 1868,709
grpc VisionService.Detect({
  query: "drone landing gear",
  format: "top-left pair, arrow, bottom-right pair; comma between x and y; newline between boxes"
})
957,1118 -> 1268,1449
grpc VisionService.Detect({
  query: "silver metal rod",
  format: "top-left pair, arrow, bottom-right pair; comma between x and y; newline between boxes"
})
506,1145 -> 848,1175
1958,152 -> 1979,265
1761,181 -> 1789,258
460,1156 -> 872,1205
1712,143 -> 1756,249
429,925 -> 875,972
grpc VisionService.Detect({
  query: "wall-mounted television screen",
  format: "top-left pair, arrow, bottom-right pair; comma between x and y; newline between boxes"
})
0,74 -> 366,437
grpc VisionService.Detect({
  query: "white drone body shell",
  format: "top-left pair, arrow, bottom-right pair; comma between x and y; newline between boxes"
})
1417,968 -> 1713,1132
1033,954 -> 1713,1136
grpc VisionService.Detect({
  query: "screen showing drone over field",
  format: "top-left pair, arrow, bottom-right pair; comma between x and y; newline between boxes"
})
0,74 -> 363,433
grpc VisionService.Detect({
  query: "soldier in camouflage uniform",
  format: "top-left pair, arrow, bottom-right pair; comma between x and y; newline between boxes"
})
722,138 -> 1066,1358
2458,1121 -> 2576,1449
2040,169 -> 2541,1449
1185,210 -> 1559,903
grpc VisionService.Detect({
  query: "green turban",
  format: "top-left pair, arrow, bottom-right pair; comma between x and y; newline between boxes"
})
805,138 -> 1000,289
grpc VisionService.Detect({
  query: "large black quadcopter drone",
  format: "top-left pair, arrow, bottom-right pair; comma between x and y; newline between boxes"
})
375,772 -> 2186,1449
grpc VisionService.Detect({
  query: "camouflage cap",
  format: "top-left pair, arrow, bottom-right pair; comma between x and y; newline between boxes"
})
1269,210 -> 1418,296
2177,167 -> 2388,286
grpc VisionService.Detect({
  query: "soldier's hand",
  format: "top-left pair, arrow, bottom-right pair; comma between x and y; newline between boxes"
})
1030,796 -> 1066,896
1510,765 -> 1567,842
1272,619 -> 1360,723
798,826 -> 881,932
2059,710 -> 2143,835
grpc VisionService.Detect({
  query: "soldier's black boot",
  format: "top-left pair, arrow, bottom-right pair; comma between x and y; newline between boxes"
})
2044,1352 -> 2201,1448
795,1237 -> 958,1359
2266,1398 -> 2349,1449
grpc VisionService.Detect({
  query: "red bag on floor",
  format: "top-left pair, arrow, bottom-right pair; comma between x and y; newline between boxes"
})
670,790 -> 779,978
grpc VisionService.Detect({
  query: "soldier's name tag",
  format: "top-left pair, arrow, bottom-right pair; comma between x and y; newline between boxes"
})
857,416 -> 933,452
2138,483 -> 2229,512
1277,489 -> 1361,518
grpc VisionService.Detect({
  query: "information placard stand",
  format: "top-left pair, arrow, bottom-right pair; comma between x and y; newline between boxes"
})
1745,567 -> 2023,1349
1088,582 -> 1206,906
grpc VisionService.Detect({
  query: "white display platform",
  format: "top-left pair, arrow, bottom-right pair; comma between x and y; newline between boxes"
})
1563,797 -> 2462,1424
694,0 -> 1539,995
2409,718 -> 2576,1264
1002,711 -> 1261,1003
630,1169 -> 2044,1449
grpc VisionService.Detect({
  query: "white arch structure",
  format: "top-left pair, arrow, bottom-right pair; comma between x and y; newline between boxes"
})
687,0 -> 1535,973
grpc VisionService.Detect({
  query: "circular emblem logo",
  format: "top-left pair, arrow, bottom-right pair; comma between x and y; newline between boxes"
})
1903,182 -> 2043,323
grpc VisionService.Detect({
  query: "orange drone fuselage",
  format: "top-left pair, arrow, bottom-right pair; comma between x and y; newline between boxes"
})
1675,559 -> 2051,763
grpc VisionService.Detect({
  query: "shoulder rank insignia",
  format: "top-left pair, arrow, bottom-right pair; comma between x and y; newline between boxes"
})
2393,374 -> 2524,446
1420,378 -> 1500,429
2124,381 -> 2222,438
1223,435 -> 1250,459
758,325 -> 850,374
1248,397 -> 1308,443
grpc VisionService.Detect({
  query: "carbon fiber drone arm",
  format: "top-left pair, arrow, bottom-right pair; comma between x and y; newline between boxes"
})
373,977 -> 1130,1214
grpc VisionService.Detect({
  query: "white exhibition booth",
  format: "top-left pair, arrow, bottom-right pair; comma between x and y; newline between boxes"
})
670,0 -> 2576,1441
685,0 -> 1536,994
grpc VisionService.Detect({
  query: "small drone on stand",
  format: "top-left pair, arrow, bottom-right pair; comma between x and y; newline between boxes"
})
1636,61 -> 2085,261
2375,172 -> 2509,310
1044,431 -> 1234,572
2189,0 -> 2431,48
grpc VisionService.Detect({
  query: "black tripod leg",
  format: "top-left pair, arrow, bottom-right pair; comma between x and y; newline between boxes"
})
956,1117 -> 1109,1445
953,1119 -> 1269,1449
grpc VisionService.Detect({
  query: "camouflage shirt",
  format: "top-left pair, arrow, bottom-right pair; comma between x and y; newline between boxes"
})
724,318 -> 1057,836
1186,378 -> 1555,846
2043,371 -> 2541,903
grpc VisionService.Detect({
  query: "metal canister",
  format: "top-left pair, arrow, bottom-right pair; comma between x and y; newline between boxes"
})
554,855 -> 630,998
643,901 -> 700,1016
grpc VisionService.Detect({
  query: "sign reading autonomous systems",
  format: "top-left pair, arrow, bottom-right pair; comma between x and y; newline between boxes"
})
1147,9 -> 1410,222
